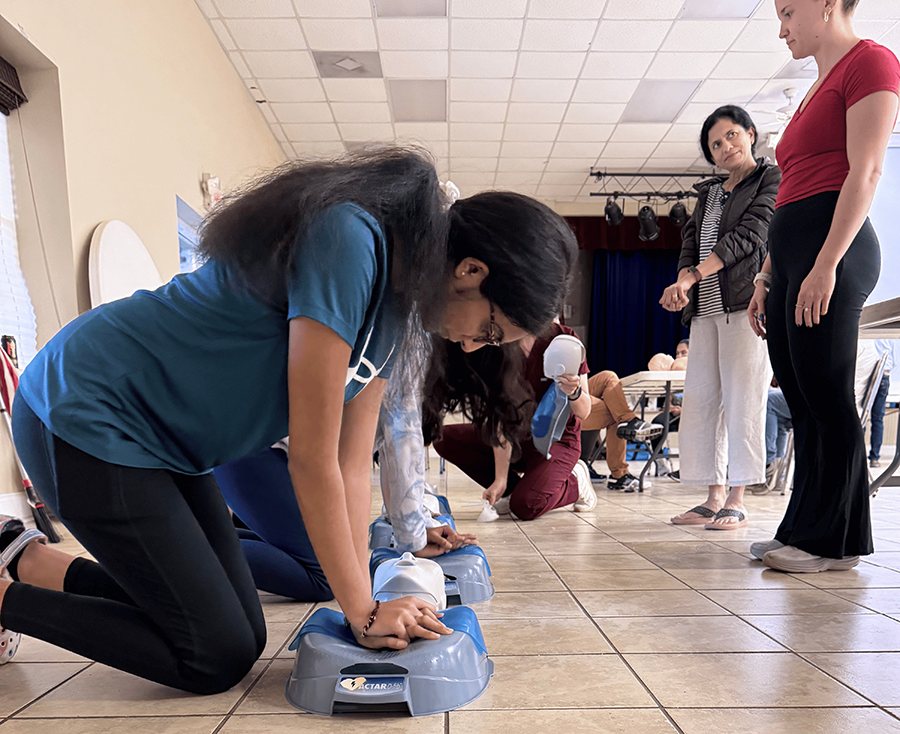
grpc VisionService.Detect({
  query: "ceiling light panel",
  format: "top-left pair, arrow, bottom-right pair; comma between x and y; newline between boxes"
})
515,52 -> 587,79
256,79 -> 326,103
521,20 -> 600,51
581,52 -> 655,79
620,79 -> 700,123
313,51 -> 383,79
564,103 -> 625,124
322,78 -> 388,102
661,20 -> 747,52
451,0 -> 527,18
603,0 -> 686,19
646,53 -> 724,79
593,21 -> 674,52
224,19 -> 306,50
376,19 -> 449,49
450,78 -> 514,102
380,51 -> 448,77
293,0 -> 372,17
450,51 -> 518,77
388,79 -> 448,122
302,19 -> 377,50
243,51 -> 318,78
374,0 -> 447,16
511,79 -> 576,103
451,19 -> 524,50
270,102 -> 335,123
679,0 -> 762,19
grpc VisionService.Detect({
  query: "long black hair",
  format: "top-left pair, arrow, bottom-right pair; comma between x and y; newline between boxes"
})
199,145 -> 449,328
699,105 -> 758,166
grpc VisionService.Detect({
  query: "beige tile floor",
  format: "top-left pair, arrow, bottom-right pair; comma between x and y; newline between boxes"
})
3,451 -> 900,733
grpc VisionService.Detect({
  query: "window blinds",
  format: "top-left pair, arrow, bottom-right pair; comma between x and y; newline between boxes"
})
0,112 -> 37,366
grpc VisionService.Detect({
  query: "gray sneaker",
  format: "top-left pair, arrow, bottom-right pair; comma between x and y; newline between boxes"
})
750,538 -> 784,560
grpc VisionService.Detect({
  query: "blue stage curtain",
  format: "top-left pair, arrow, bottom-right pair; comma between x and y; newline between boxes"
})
587,248 -> 690,377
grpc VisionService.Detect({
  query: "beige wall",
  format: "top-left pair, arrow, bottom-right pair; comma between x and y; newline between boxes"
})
0,0 -> 284,516
0,0 -> 285,312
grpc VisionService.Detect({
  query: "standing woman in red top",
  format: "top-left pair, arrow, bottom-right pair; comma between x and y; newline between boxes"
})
747,0 -> 900,572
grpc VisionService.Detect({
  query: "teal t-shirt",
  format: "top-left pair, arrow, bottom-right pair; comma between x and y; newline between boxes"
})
18,203 -> 399,474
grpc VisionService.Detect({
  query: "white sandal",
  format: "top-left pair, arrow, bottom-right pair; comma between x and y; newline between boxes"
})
0,516 -> 47,664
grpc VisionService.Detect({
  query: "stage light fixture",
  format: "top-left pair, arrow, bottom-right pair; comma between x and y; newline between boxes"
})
638,205 -> 660,241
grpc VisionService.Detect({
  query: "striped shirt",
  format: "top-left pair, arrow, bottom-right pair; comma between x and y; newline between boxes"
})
695,183 -> 727,318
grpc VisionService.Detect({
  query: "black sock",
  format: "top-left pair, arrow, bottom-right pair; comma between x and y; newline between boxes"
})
0,518 -> 26,581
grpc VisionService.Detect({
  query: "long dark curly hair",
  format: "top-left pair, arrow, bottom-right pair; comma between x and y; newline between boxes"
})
198,145 -> 450,329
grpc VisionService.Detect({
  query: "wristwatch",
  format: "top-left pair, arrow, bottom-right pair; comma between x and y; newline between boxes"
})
567,385 -> 583,401
687,266 -> 702,284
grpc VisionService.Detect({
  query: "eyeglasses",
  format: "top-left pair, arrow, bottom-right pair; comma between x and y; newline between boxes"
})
472,302 -> 502,347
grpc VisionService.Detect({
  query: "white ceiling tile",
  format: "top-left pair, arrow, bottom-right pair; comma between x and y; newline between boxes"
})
654,141 -> 702,158
243,78 -> 265,99
593,20 -> 672,52
449,102 -> 508,122
494,171 -> 542,187
551,141 -> 606,158
855,20 -> 898,40
322,78 -> 388,102
641,160 -> 703,172
451,51 -> 518,77
451,0 -> 527,18
424,141 -> 450,158
521,20 -> 599,52
610,123 -> 672,142
564,103 -> 625,124
331,102 -> 393,122
449,173 -> 496,192
504,123 -> 562,140
711,52 -> 789,79
661,20 -> 746,52
500,141 -> 554,157
646,52 -> 723,79
855,0 -> 900,20
675,101 -> 721,124
228,51 -> 253,77
258,78 -> 326,102
541,170 -> 593,185
282,141 -> 296,157
380,51 -> 449,77
591,157 -> 649,169
556,123 -> 615,141
537,184 -> 582,197
224,18 -> 305,49
293,0 -> 373,17
451,19 -> 524,50
301,19 -> 377,50
692,78 -> 766,104
451,122 -> 505,140
581,52 -> 655,78
377,19 -> 449,50
572,79 -> 639,104
730,19 -> 788,53
282,122 -> 342,141
449,157 -> 498,172
507,102 -> 568,123
451,141 -> 502,157
259,103 -> 278,124
195,0 -> 218,17
243,50 -> 318,77
516,52 -> 587,79
451,78 -> 513,101
663,124 -> 702,142
602,141 -> 658,157
210,19 -> 236,50
338,122 -> 395,139
603,0 -> 685,19
498,158 -> 549,171
214,0 -> 295,17
511,79 -> 576,103
544,157 -> 592,171
528,0 -> 609,19
271,102 -> 335,123
393,122 -> 449,138
293,141 -> 347,156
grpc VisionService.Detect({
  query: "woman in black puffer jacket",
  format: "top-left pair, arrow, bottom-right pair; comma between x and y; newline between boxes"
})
661,105 -> 781,531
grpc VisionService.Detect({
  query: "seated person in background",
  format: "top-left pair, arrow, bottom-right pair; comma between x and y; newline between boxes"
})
581,372 -> 663,492
749,379 -> 793,495
425,323 -> 597,520
649,339 -> 689,476
868,340 -> 894,469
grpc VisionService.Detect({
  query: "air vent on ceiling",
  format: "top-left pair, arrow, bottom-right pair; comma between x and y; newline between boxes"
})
312,51 -> 383,79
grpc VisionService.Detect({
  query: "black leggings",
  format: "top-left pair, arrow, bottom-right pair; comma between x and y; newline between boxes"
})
767,191 -> 880,558
5,398 -> 266,694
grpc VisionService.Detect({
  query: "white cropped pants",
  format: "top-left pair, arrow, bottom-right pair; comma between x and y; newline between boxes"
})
678,312 -> 771,487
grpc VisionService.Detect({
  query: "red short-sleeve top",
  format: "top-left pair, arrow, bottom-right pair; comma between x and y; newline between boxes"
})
775,39 -> 900,208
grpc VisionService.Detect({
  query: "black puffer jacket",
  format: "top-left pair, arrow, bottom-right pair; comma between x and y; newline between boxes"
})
677,159 -> 781,325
